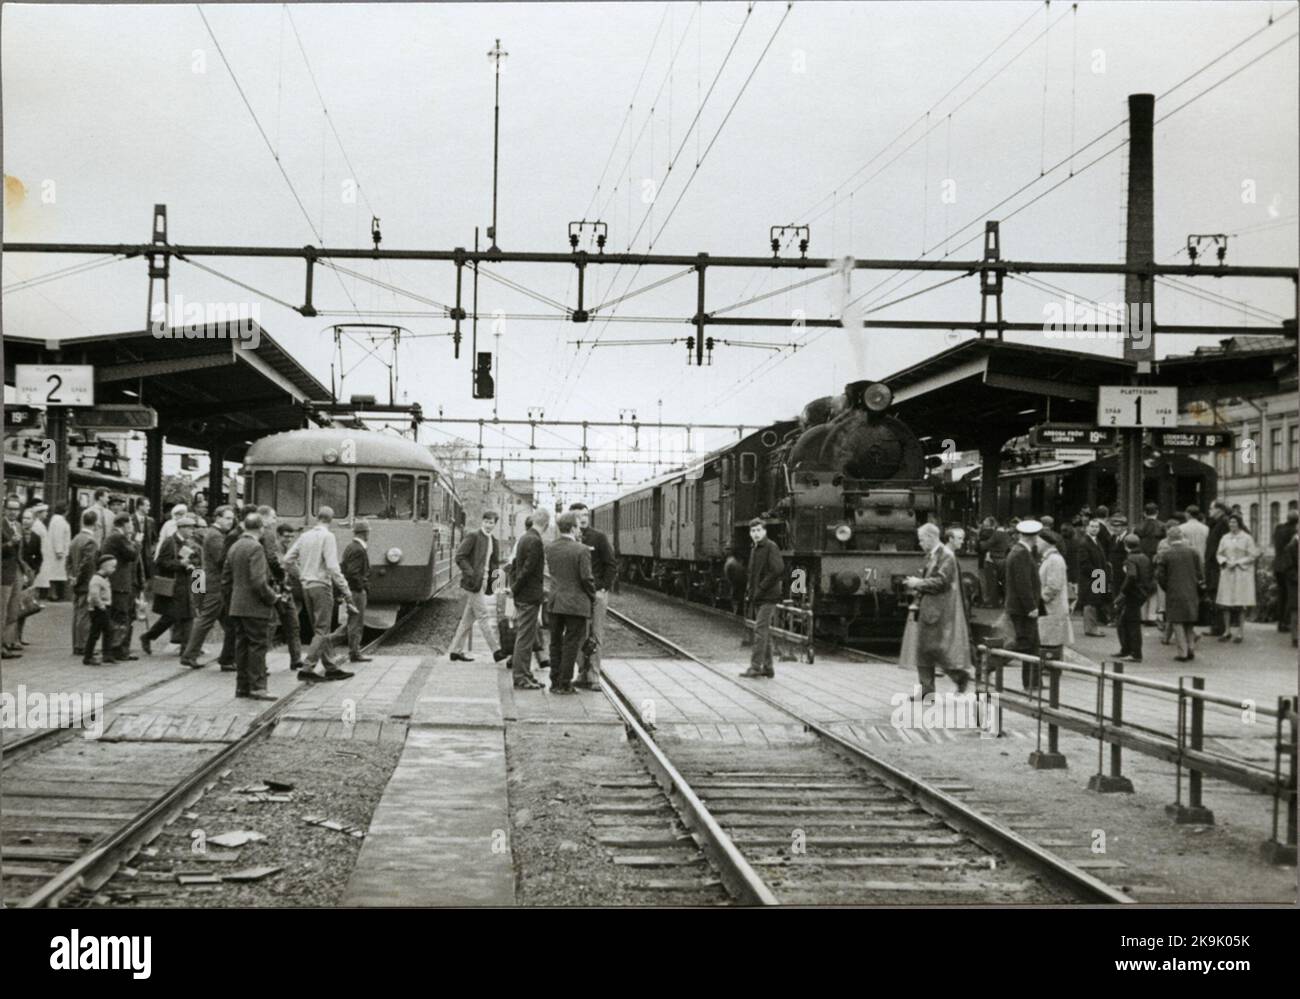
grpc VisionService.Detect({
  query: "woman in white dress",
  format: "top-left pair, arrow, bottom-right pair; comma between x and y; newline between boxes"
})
1214,514 -> 1258,644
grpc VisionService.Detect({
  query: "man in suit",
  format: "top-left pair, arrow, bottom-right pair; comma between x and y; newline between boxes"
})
1003,518 -> 1044,690
68,510 -> 100,656
509,507 -> 550,689
570,502 -> 616,690
1156,525 -> 1204,662
2,495 -> 26,657
1203,501 -> 1230,635
545,511 -> 595,695
133,496 -> 159,580
740,517 -> 785,679
1134,502 -> 1166,623
1272,509 -> 1298,632
448,510 -> 510,663
1115,533 -> 1153,662
87,488 -> 111,549
328,521 -> 373,664
101,512 -> 142,661
180,505 -> 236,668
221,512 -> 280,700
255,506 -> 304,669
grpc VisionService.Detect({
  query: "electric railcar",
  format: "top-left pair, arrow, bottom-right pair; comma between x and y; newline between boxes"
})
242,428 -> 463,627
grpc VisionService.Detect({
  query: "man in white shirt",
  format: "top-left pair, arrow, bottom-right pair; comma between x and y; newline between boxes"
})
284,506 -> 356,681
448,510 -> 510,662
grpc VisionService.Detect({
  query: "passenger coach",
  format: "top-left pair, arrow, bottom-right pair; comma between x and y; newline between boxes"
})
243,428 -> 462,627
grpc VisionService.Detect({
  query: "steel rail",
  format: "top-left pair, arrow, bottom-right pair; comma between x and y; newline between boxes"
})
606,604 -> 1137,905
15,603 -> 422,908
598,673 -> 779,906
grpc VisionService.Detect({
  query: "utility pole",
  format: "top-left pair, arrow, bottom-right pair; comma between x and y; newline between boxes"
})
1119,93 -> 1155,525
487,38 -> 508,253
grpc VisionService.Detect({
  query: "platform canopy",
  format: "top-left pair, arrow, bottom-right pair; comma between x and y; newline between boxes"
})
2,322 -> 330,460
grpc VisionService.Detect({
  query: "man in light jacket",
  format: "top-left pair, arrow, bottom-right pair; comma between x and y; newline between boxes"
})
903,522 -> 972,696
1036,529 -> 1074,662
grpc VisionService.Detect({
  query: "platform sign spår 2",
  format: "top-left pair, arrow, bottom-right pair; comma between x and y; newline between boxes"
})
14,364 -> 94,407
1097,386 -> 1177,428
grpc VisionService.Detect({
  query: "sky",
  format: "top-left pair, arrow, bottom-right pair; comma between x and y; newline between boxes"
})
3,1 -> 1297,502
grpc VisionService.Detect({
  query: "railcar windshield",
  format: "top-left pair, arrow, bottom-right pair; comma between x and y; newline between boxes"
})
313,471 -> 349,517
277,471 -> 306,517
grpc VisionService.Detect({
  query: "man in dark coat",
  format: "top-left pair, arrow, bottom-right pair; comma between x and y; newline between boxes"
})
1272,509 -> 1298,632
1003,519 -> 1044,690
1134,503 -> 1165,623
180,505 -> 236,667
101,513 -> 142,661
1279,533 -> 1298,646
221,512 -> 280,699
545,511 -> 595,694
571,502 -> 616,689
2,496 -> 26,657
68,510 -> 100,656
1204,501 -> 1230,634
328,521 -> 373,664
133,497 -> 158,581
1075,518 -> 1109,636
1156,525 -> 1204,661
976,517 -> 1009,608
740,517 -> 785,678
509,507 -> 550,689
139,517 -> 199,654
448,510 -> 509,662
1115,533 -> 1153,662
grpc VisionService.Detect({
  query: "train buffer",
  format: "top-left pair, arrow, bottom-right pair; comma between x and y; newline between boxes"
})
743,600 -> 815,664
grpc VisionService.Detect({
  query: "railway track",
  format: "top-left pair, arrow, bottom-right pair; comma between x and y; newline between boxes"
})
1,608 -> 419,908
599,607 -> 1134,905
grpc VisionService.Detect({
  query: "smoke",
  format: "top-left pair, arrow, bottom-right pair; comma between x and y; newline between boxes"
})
827,255 -> 868,386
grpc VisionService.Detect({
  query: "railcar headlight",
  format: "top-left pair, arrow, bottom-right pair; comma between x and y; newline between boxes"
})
834,524 -> 853,543
323,448 -> 340,464
385,547 -> 403,564
863,382 -> 892,412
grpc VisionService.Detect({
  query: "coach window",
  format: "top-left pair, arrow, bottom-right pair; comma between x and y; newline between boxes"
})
252,470 -> 274,507
740,452 -> 757,485
276,471 -> 306,518
356,473 -> 392,518
416,477 -> 430,521
391,475 -> 415,519
313,471 -> 349,518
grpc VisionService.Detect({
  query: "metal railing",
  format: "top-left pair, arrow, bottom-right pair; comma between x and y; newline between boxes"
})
976,643 -> 1297,864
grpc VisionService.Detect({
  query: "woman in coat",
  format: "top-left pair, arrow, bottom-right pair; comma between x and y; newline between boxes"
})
1075,519 -> 1109,636
1037,530 -> 1074,659
1156,525 -> 1204,661
43,503 -> 71,601
140,517 -> 199,654
1215,514 -> 1258,643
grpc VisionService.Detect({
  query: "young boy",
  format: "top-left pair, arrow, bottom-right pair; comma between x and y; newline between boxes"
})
84,553 -> 117,665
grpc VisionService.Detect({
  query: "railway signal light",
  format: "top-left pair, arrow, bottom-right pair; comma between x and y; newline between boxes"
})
473,352 -> 495,399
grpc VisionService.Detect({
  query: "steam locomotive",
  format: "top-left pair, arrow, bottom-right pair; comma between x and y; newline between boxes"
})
592,380 -> 969,644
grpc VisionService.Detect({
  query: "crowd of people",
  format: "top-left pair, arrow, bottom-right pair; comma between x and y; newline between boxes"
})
455,502 -> 616,695
907,499 -> 1299,698
0,486 -> 374,700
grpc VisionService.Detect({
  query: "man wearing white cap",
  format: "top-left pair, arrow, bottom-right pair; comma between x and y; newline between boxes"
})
1004,518 -> 1045,690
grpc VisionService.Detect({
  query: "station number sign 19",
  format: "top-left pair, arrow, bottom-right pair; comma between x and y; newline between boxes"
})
1097,385 -> 1177,428
14,364 -> 95,407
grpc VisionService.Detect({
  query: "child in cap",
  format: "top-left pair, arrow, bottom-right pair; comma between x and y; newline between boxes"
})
84,554 -> 118,665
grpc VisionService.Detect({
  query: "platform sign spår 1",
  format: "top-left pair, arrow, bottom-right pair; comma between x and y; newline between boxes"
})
1097,386 -> 1177,428
14,364 -> 95,407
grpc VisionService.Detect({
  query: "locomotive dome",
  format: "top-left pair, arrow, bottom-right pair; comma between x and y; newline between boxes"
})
244,428 -> 443,472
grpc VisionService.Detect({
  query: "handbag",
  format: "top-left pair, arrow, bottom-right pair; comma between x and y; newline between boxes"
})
149,574 -> 176,598
17,586 -> 42,620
